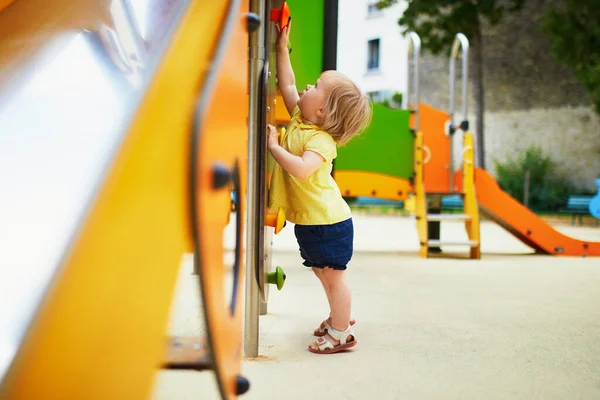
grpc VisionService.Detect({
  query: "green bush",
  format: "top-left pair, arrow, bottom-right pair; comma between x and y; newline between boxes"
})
494,146 -> 574,211
392,92 -> 403,107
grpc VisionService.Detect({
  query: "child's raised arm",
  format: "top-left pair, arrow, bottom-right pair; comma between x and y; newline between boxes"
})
276,20 -> 299,115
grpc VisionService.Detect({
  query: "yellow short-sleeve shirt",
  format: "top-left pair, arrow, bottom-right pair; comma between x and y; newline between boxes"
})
268,105 -> 351,225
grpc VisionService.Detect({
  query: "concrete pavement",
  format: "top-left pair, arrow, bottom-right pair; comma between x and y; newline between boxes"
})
153,215 -> 600,400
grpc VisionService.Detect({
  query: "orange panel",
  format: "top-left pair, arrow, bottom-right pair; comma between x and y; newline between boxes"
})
335,171 -> 411,201
0,0 -> 16,12
195,0 -> 249,397
419,103 -> 451,193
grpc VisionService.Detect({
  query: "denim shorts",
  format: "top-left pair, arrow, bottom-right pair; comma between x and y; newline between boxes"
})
294,218 -> 354,270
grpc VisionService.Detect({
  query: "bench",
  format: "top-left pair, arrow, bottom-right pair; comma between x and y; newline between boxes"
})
562,195 -> 593,225
351,197 -> 405,208
441,195 -> 464,210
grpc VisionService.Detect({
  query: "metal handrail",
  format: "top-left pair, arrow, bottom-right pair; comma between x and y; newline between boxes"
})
245,0 -> 267,358
449,33 -> 469,131
448,33 -> 469,191
407,31 -> 421,131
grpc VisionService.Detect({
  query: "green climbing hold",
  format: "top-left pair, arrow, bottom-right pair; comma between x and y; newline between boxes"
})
267,266 -> 286,290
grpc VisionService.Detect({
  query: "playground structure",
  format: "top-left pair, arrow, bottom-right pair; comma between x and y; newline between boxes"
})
0,1 -> 256,399
0,0 -> 312,398
330,33 -> 600,259
274,23 -> 600,258
272,30 -> 481,258
1,2 -> 599,400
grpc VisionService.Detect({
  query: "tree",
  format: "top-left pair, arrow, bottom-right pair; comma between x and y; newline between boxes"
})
377,0 -> 525,169
542,0 -> 600,116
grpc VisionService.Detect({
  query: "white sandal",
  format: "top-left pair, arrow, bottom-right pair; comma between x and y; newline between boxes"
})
314,318 -> 356,337
308,324 -> 357,354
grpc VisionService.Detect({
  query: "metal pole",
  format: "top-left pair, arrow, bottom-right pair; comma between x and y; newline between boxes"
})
323,0 -> 339,71
258,62 -> 271,317
448,33 -> 469,192
245,0 -> 266,358
407,32 -> 421,131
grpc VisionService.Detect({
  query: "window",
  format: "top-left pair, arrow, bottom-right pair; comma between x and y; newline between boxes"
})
368,90 -> 392,103
367,1 -> 382,16
367,39 -> 380,71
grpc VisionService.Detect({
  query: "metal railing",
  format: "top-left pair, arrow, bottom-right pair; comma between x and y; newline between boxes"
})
448,33 -> 470,191
407,31 -> 421,131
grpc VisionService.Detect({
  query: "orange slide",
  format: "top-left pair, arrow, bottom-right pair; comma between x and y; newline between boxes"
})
473,168 -> 600,257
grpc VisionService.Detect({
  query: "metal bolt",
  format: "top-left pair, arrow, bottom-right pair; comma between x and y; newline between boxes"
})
245,13 -> 261,33
211,163 -> 231,189
236,375 -> 250,395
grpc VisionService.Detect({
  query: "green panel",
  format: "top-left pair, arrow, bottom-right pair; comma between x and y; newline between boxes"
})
336,105 -> 414,179
287,0 -> 324,88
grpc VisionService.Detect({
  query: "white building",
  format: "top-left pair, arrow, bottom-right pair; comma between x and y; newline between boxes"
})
337,0 -> 409,105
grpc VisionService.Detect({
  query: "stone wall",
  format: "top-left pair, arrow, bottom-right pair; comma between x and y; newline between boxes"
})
417,0 -> 600,191
451,107 -> 600,192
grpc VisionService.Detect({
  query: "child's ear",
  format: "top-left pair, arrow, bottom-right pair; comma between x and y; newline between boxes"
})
316,106 -> 326,119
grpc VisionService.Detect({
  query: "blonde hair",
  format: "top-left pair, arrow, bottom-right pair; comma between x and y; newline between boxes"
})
320,71 -> 372,146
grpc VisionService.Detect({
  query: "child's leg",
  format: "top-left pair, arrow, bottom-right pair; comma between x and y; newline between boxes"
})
308,267 -> 354,352
312,267 -> 333,312
321,268 -> 351,331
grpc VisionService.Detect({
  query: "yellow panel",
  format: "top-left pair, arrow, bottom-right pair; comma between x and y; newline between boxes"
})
462,132 -> 481,259
1,1 -> 231,399
334,171 -> 411,201
414,131 -> 429,258
275,93 -> 291,125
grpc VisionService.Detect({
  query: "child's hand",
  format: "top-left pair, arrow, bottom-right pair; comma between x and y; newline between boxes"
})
267,124 -> 279,151
276,18 -> 291,51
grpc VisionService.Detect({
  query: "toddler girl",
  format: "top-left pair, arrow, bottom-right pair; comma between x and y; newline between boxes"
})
267,19 -> 372,354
